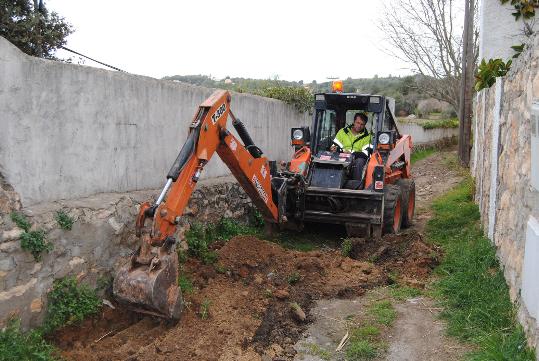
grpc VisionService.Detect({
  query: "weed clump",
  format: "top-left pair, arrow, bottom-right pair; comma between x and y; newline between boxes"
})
185,218 -> 258,264
55,210 -> 74,230
199,299 -> 211,319
341,238 -> 353,257
44,277 -> 101,333
20,230 -> 52,261
10,212 -> 52,261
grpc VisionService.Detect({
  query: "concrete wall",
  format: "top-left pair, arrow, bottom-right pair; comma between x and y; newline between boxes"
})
0,37 -> 310,206
472,33 -> 539,351
396,123 -> 458,145
479,0 -> 531,61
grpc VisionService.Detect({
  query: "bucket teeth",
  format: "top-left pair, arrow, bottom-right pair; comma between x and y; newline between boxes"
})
113,244 -> 182,320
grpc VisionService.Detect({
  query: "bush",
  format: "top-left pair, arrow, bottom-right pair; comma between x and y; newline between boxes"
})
20,230 -> 52,262
10,212 -> 31,232
254,86 -> 313,113
44,277 -> 101,333
341,238 -> 353,257
0,319 -> 58,361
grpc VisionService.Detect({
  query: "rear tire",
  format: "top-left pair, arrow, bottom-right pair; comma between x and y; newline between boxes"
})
396,179 -> 416,228
383,185 -> 403,234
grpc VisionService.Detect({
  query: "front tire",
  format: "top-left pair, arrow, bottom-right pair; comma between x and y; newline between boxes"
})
383,185 -> 403,234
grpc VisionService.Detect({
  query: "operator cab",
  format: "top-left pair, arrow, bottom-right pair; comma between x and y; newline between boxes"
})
307,90 -> 400,190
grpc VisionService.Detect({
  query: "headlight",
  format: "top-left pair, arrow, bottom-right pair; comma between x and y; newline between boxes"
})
293,129 -> 304,140
378,133 -> 390,144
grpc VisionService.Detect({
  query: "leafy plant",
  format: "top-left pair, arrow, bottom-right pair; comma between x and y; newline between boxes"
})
55,210 -> 74,230
199,299 -> 211,319
0,319 -> 58,361
341,238 -> 353,257
475,58 -> 512,91
511,43 -> 526,58
500,0 -> 539,20
44,277 -> 101,333
10,212 -> 31,232
20,230 -> 52,261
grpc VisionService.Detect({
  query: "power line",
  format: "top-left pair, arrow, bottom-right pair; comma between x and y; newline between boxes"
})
61,46 -> 126,73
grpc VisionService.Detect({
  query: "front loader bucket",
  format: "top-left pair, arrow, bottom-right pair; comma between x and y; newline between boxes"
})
113,244 -> 182,320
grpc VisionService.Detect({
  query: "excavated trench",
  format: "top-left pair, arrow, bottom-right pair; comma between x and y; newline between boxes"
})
50,150 -> 463,361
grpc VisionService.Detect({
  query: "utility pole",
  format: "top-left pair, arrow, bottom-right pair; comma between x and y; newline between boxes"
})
33,0 -> 44,58
458,0 -> 475,166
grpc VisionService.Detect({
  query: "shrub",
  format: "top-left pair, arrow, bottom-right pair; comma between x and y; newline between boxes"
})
341,238 -> 353,257
44,277 -> 101,333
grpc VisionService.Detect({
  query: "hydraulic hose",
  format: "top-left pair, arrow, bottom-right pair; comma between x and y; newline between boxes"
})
232,118 -> 263,158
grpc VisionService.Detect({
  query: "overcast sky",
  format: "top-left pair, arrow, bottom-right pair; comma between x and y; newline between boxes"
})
46,0 -> 412,82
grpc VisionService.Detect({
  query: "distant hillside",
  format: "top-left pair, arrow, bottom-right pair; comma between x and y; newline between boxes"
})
162,74 -> 452,116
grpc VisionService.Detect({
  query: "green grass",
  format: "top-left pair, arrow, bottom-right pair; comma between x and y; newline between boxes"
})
411,147 -> 436,164
178,273 -> 194,294
287,271 -> 301,285
368,300 -> 397,326
346,339 -> 378,360
388,284 -> 423,301
185,218 -> 260,264
351,325 -> 381,340
427,177 -> 536,360
304,343 -> 332,360
43,277 -> 101,333
0,320 -> 59,361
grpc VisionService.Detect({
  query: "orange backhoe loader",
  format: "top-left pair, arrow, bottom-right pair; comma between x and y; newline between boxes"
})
113,85 -> 414,320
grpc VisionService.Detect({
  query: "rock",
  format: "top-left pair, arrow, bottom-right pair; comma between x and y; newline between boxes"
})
290,303 -> 306,322
30,298 -> 43,313
241,291 -> 249,297
0,241 -> 19,253
1,229 -> 24,243
254,274 -> 264,285
274,289 -> 289,300
69,257 -> 85,268
108,217 -> 125,235
0,257 -> 15,272
340,260 -> 352,273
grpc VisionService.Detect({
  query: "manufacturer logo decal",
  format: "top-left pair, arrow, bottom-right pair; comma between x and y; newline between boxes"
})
230,139 -> 237,151
260,165 -> 267,179
211,103 -> 227,124
252,174 -> 268,203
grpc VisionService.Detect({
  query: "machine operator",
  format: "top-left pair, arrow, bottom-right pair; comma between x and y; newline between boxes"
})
330,113 -> 372,181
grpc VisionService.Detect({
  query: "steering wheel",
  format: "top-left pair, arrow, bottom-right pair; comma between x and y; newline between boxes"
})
331,140 -> 344,153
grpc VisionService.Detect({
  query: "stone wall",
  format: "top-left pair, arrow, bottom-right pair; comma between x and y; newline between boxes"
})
472,33 -> 539,350
0,175 -> 253,329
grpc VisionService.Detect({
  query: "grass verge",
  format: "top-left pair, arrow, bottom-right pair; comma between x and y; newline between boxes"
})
411,148 -> 436,164
427,177 -> 536,360
0,320 -> 59,361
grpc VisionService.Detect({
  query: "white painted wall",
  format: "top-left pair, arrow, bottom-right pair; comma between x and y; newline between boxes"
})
479,0 -> 530,61
0,37 -> 310,206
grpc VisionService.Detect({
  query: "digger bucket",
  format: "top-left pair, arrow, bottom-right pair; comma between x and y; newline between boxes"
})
113,244 -> 182,320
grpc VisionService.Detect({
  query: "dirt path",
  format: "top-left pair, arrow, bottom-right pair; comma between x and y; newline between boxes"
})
52,149 -> 467,361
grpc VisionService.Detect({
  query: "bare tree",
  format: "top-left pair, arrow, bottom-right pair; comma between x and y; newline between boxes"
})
380,0 -> 478,112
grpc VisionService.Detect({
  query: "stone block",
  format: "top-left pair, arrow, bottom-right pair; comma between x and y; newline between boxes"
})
30,298 -> 42,313
0,241 -> 20,253
0,257 -> 16,272
1,228 -> 24,243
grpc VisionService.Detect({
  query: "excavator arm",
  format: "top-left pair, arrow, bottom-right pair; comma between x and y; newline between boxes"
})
113,90 -> 282,320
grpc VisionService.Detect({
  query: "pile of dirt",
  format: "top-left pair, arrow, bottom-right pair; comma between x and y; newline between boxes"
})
350,230 -> 441,287
54,232 -> 438,361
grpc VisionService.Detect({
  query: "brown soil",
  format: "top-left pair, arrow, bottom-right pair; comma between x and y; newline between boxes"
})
53,231 -> 438,361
